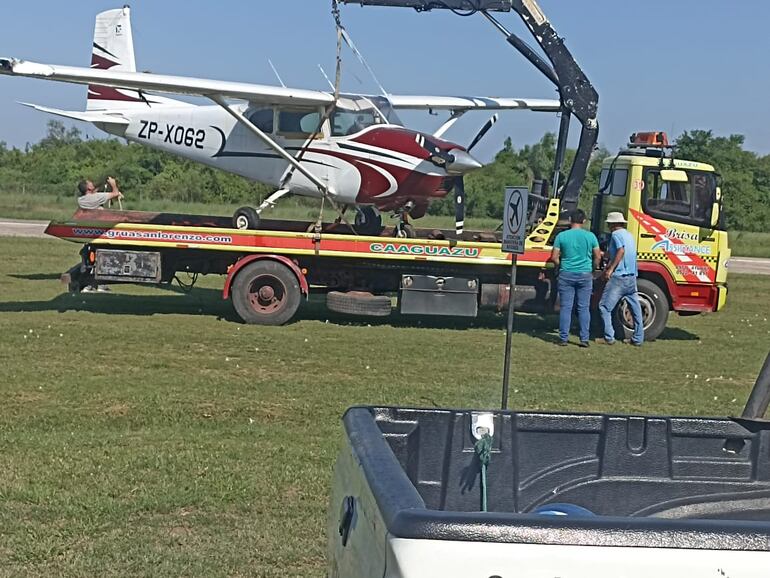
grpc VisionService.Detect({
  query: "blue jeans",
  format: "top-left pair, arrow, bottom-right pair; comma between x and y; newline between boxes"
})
599,275 -> 644,344
558,272 -> 593,343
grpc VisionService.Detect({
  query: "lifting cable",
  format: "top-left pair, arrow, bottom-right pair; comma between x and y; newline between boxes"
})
286,0 -> 354,234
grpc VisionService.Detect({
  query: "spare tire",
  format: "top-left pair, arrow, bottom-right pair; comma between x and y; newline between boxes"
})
326,291 -> 392,317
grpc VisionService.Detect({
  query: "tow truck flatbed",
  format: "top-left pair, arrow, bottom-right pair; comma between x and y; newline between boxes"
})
47,209 -> 554,326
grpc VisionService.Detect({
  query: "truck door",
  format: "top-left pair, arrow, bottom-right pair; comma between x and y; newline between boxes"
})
635,168 -> 720,284
592,166 -> 630,247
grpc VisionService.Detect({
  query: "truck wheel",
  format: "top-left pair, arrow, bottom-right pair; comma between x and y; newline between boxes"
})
615,278 -> 670,342
327,291 -> 392,317
231,261 -> 301,325
233,206 -> 260,230
354,207 -> 383,236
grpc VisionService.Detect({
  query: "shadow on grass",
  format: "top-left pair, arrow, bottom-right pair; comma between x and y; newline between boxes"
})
0,287 -> 238,321
9,273 -> 61,281
0,289 -> 702,341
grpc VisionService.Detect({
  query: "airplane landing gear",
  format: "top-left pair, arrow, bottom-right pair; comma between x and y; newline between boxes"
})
393,202 -> 416,238
233,206 -> 261,230
233,207 -> 261,230
394,222 -> 416,238
354,207 -> 384,236
233,188 -> 291,230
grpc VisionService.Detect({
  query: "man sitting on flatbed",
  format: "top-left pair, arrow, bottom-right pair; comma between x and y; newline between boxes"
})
77,176 -> 123,210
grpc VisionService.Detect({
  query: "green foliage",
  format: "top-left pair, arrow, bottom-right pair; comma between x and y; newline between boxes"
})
675,130 -> 770,232
0,120 -> 272,205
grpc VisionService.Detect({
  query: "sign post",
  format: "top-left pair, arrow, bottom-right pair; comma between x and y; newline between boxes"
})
500,186 -> 529,410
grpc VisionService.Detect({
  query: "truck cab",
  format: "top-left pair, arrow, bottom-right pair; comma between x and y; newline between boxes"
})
590,132 -> 730,338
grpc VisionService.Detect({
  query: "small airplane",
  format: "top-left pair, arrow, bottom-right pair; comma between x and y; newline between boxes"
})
0,6 -> 559,236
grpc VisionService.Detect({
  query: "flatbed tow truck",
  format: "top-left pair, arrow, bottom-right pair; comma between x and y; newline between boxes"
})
49,133 -> 729,339
45,0 -> 729,338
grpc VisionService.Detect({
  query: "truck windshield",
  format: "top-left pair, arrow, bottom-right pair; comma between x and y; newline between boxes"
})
642,169 -> 716,228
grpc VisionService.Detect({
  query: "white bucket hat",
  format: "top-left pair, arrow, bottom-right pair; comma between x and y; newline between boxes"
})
606,211 -> 628,225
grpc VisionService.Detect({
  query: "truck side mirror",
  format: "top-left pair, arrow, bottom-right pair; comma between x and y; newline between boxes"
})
660,169 -> 689,183
711,186 -> 722,229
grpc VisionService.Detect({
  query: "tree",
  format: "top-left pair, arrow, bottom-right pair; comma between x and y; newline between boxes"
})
676,130 -> 769,231
38,120 -> 83,149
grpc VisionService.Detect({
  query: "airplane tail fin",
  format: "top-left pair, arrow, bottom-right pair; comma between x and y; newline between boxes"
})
87,7 -> 185,110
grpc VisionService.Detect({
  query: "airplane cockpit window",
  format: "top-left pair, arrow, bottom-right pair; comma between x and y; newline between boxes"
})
332,110 -> 378,136
278,110 -> 321,137
246,108 -> 274,133
331,95 -> 397,137
367,96 -> 402,126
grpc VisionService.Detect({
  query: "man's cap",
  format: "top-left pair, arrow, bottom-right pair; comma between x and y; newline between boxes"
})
606,211 -> 628,224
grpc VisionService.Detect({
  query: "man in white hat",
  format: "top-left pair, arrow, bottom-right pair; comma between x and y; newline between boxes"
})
598,212 -> 644,346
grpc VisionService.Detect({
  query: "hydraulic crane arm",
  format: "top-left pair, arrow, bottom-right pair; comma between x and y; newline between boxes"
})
494,0 -> 599,212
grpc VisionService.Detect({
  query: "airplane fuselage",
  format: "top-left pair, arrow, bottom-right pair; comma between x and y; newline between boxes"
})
100,103 -> 456,215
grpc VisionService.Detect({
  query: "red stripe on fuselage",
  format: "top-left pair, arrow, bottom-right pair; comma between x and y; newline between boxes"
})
309,148 -> 446,210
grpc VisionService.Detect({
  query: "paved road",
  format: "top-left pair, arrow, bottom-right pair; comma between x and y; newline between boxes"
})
729,257 -> 770,276
1,218 -> 768,275
0,218 -> 49,238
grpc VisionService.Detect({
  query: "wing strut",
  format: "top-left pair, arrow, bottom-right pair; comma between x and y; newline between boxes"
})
208,95 -> 334,198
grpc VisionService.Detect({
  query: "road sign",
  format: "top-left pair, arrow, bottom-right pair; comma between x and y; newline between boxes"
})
502,186 -> 529,254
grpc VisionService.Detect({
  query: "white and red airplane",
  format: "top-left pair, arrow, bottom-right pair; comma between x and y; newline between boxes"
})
0,6 -> 559,236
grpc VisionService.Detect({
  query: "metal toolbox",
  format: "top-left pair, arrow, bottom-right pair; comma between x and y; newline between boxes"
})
398,274 -> 478,317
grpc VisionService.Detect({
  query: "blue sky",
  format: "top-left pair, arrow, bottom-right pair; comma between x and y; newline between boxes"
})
0,1 -> 767,161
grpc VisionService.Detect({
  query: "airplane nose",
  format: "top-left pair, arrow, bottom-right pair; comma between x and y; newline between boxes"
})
446,149 -> 483,174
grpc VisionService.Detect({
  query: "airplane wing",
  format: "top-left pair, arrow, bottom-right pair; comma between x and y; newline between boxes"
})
387,95 -> 561,112
0,58 -> 334,107
0,57 -> 559,112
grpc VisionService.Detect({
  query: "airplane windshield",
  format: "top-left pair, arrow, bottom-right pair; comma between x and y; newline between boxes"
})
332,95 -> 401,137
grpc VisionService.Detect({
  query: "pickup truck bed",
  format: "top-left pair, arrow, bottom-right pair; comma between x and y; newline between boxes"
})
328,406 -> 770,577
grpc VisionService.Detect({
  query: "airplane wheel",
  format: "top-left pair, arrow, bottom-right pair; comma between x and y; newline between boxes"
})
233,207 -> 261,230
394,223 -> 416,239
354,207 -> 383,236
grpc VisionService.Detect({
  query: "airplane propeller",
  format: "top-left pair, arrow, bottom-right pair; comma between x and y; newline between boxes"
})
449,114 -> 498,235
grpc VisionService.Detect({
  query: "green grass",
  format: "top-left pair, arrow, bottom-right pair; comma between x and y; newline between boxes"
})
1,238 -> 770,576
729,230 -> 770,258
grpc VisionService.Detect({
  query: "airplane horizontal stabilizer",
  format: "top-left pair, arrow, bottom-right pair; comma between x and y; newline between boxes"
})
19,102 -> 130,125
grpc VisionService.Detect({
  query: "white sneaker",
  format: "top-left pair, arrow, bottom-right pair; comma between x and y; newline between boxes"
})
96,285 -> 111,293
81,286 -> 96,293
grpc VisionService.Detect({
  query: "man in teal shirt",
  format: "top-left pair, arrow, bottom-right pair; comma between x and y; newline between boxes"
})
550,209 -> 601,347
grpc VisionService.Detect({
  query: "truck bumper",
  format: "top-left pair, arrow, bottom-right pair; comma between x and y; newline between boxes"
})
385,537 -> 770,578
717,284 -> 728,312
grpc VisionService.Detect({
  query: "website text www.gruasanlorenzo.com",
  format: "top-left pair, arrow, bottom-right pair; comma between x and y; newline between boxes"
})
72,228 -> 233,244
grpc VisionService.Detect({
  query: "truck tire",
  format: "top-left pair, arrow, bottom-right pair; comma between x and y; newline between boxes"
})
231,260 -> 301,325
615,278 -> 670,342
327,291 -> 392,317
